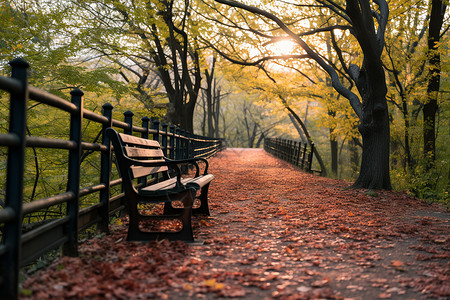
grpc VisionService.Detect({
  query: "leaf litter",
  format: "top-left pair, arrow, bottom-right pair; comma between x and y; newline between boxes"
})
22,148 -> 449,299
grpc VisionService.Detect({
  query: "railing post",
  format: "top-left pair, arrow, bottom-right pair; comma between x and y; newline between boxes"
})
99,103 -> 113,233
287,140 -> 291,162
63,88 -> 84,257
124,111 -> 134,134
297,142 -> 302,167
1,58 -> 29,300
185,132 -> 193,159
277,138 -> 281,158
175,127 -> 181,160
161,123 -> 168,156
288,140 -> 292,163
136,117 -> 151,186
180,129 -> 187,159
293,141 -> 297,166
189,133 -> 195,158
308,143 -> 315,172
169,125 -> 175,159
141,117 -> 150,139
152,119 -> 160,142
190,133 -> 195,158
301,143 -> 307,170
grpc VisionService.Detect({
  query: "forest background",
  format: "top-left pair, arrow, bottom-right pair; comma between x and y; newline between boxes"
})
0,0 -> 449,210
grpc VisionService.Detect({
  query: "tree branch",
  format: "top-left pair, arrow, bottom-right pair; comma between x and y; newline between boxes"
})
214,0 -> 363,119
316,0 -> 352,24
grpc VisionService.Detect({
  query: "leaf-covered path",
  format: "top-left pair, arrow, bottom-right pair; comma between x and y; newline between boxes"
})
23,149 -> 449,299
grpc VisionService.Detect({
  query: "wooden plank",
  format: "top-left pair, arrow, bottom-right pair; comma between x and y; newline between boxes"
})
125,147 -> 164,158
130,165 -> 168,178
187,174 -> 215,188
140,177 -> 178,191
119,133 -> 160,147
140,175 -> 214,192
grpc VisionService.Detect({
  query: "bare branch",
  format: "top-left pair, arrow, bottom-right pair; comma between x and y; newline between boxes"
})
214,0 -> 362,118
262,24 -> 353,46
373,0 -> 389,52
316,0 -> 352,24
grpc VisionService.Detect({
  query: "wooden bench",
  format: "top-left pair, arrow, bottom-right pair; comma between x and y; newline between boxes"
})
105,128 -> 214,242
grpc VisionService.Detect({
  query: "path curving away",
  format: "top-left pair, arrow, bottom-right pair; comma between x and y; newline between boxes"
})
23,149 -> 449,299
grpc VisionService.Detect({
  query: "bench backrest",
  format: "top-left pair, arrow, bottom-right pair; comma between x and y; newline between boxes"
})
118,133 -> 169,179
106,128 -> 171,187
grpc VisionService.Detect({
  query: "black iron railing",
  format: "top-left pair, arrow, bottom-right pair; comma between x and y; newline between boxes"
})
264,137 -> 319,173
0,58 -> 225,299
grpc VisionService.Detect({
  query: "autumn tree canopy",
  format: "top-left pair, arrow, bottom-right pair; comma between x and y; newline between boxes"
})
206,0 -> 391,189
1,0 -> 448,195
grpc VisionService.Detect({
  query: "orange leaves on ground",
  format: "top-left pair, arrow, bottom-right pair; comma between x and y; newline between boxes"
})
203,278 -> 224,289
21,149 -> 450,300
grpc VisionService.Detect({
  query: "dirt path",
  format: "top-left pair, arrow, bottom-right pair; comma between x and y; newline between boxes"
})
23,149 -> 449,299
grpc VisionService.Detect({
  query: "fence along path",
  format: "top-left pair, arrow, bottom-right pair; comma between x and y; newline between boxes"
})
264,137 -> 319,174
0,58 -> 224,299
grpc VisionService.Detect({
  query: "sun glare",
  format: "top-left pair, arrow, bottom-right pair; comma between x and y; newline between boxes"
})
272,39 -> 298,56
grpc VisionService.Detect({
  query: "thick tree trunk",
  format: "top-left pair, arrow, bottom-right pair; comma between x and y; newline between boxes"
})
423,0 -> 446,169
353,95 -> 392,189
183,103 -> 196,133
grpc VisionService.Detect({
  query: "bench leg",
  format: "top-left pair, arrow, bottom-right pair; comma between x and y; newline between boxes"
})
164,183 -> 211,216
163,200 -> 183,215
127,190 -> 195,242
192,183 -> 211,216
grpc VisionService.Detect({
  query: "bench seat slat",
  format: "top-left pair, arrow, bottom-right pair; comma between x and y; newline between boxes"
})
125,147 -> 164,158
140,177 -> 178,191
130,165 -> 169,178
119,133 -> 160,147
140,174 -> 215,195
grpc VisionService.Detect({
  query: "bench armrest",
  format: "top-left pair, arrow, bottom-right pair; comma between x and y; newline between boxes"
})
122,157 -> 185,187
165,157 -> 209,176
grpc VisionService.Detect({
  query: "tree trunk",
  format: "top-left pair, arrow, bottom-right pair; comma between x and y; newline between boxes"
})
349,138 -> 359,178
255,132 -> 265,148
353,94 -> 392,189
205,59 -> 216,137
184,103 -> 196,133
330,136 -> 338,177
345,0 -> 392,190
423,0 -> 446,169
402,97 -> 413,169
288,113 -> 307,143
214,87 -> 221,138
201,93 -> 207,136
328,108 -> 338,177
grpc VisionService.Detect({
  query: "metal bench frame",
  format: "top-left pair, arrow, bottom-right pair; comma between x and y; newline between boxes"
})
106,128 -> 214,242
